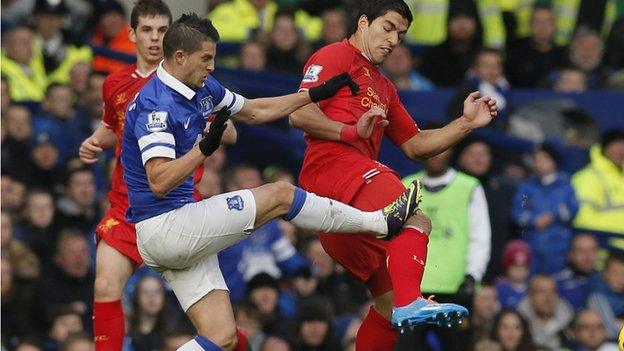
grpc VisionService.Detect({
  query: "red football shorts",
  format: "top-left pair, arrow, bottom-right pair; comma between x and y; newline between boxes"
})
95,205 -> 142,267
318,172 -> 406,297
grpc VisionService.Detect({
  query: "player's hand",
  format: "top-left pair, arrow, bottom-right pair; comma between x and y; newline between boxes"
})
79,136 -> 103,164
199,108 -> 231,156
357,107 -> 388,139
461,91 -> 498,129
534,213 -> 554,230
308,72 -> 359,103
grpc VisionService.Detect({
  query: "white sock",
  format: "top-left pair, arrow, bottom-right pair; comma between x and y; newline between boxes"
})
286,190 -> 387,235
177,340 -> 204,350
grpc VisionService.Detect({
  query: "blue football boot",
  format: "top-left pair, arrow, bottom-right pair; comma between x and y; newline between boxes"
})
380,179 -> 422,241
392,296 -> 469,332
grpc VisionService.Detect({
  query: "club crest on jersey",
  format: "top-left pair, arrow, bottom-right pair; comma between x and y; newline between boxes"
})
200,96 -> 214,117
226,195 -> 244,211
146,111 -> 168,132
302,64 -> 323,83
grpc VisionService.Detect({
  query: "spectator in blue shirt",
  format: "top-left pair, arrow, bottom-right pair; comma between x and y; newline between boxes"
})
496,240 -> 531,309
554,233 -> 600,311
512,144 -> 579,274
32,84 -> 90,163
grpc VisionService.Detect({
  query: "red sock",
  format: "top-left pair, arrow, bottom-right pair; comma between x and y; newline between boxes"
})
93,300 -> 125,351
387,227 -> 429,307
235,327 -> 249,351
355,305 -> 397,351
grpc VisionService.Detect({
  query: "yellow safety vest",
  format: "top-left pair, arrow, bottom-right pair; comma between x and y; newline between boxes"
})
405,0 -> 506,48
572,145 -> 624,249
209,0 -> 322,42
497,0 -> 534,38
32,39 -> 93,85
553,0 -> 620,45
1,51 -> 47,102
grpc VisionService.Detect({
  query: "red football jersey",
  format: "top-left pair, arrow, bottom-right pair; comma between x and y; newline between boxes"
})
102,64 -> 153,210
298,40 -> 420,202
101,65 -> 205,212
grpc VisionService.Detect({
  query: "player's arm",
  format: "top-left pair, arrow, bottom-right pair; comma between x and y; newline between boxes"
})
79,124 -> 117,164
80,78 -> 118,164
232,72 -> 358,125
144,110 -> 230,197
145,149 -> 206,197
400,92 -> 497,160
289,104 -> 387,141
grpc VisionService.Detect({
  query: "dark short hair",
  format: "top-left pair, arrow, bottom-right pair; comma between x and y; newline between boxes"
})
354,0 -> 413,34
163,13 -> 220,59
130,0 -> 172,30
532,3 -> 554,15
45,82 -> 69,97
64,166 -> 93,186
605,250 -> 624,269
471,48 -> 503,67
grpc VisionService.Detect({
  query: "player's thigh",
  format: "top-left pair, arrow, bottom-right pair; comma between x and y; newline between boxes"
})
94,240 -> 134,300
352,173 -> 407,211
136,190 -> 256,270
318,173 -> 405,291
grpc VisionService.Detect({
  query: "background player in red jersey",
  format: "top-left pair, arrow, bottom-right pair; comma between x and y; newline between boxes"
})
291,1 -> 498,350
78,2 -> 240,350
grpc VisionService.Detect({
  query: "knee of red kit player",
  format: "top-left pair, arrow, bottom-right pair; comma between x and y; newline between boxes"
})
405,210 -> 432,235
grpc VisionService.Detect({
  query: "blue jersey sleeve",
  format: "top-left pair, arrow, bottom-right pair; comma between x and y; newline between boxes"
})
133,100 -> 177,166
204,75 -> 245,115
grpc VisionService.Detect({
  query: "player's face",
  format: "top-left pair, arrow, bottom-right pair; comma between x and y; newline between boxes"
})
358,11 -> 409,65
130,15 -> 170,65
183,40 -> 217,89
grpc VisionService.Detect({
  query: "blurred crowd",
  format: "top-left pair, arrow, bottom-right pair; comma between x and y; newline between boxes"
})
1,0 -> 623,351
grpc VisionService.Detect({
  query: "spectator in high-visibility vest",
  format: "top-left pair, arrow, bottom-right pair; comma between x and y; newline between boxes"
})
404,0 -> 506,48
208,0 -> 322,42
572,130 -> 624,250
32,0 -> 92,86
1,25 -> 47,103
551,0 -> 622,46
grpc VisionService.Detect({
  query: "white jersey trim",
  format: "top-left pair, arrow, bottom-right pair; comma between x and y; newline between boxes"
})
141,145 -> 175,165
138,132 -> 175,151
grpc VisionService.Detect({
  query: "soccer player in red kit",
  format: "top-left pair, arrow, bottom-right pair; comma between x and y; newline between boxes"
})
78,2 -> 243,350
291,1 -> 498,349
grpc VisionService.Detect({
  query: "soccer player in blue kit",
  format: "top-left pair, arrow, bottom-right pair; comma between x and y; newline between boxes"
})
122,14 -> 423,351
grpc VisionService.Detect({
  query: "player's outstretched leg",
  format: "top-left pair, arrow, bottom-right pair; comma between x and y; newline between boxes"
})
251,181 -> 422,237
386,214 -> 468,332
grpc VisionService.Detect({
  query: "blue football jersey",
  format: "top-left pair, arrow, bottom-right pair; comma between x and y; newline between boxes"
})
121,63 -> 244,223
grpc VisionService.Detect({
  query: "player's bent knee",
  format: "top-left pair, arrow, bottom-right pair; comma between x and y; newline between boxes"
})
374,292 -> 394,319
271,180 -> 296,207
406,210 -> 432,235
94,275 -> 123,301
